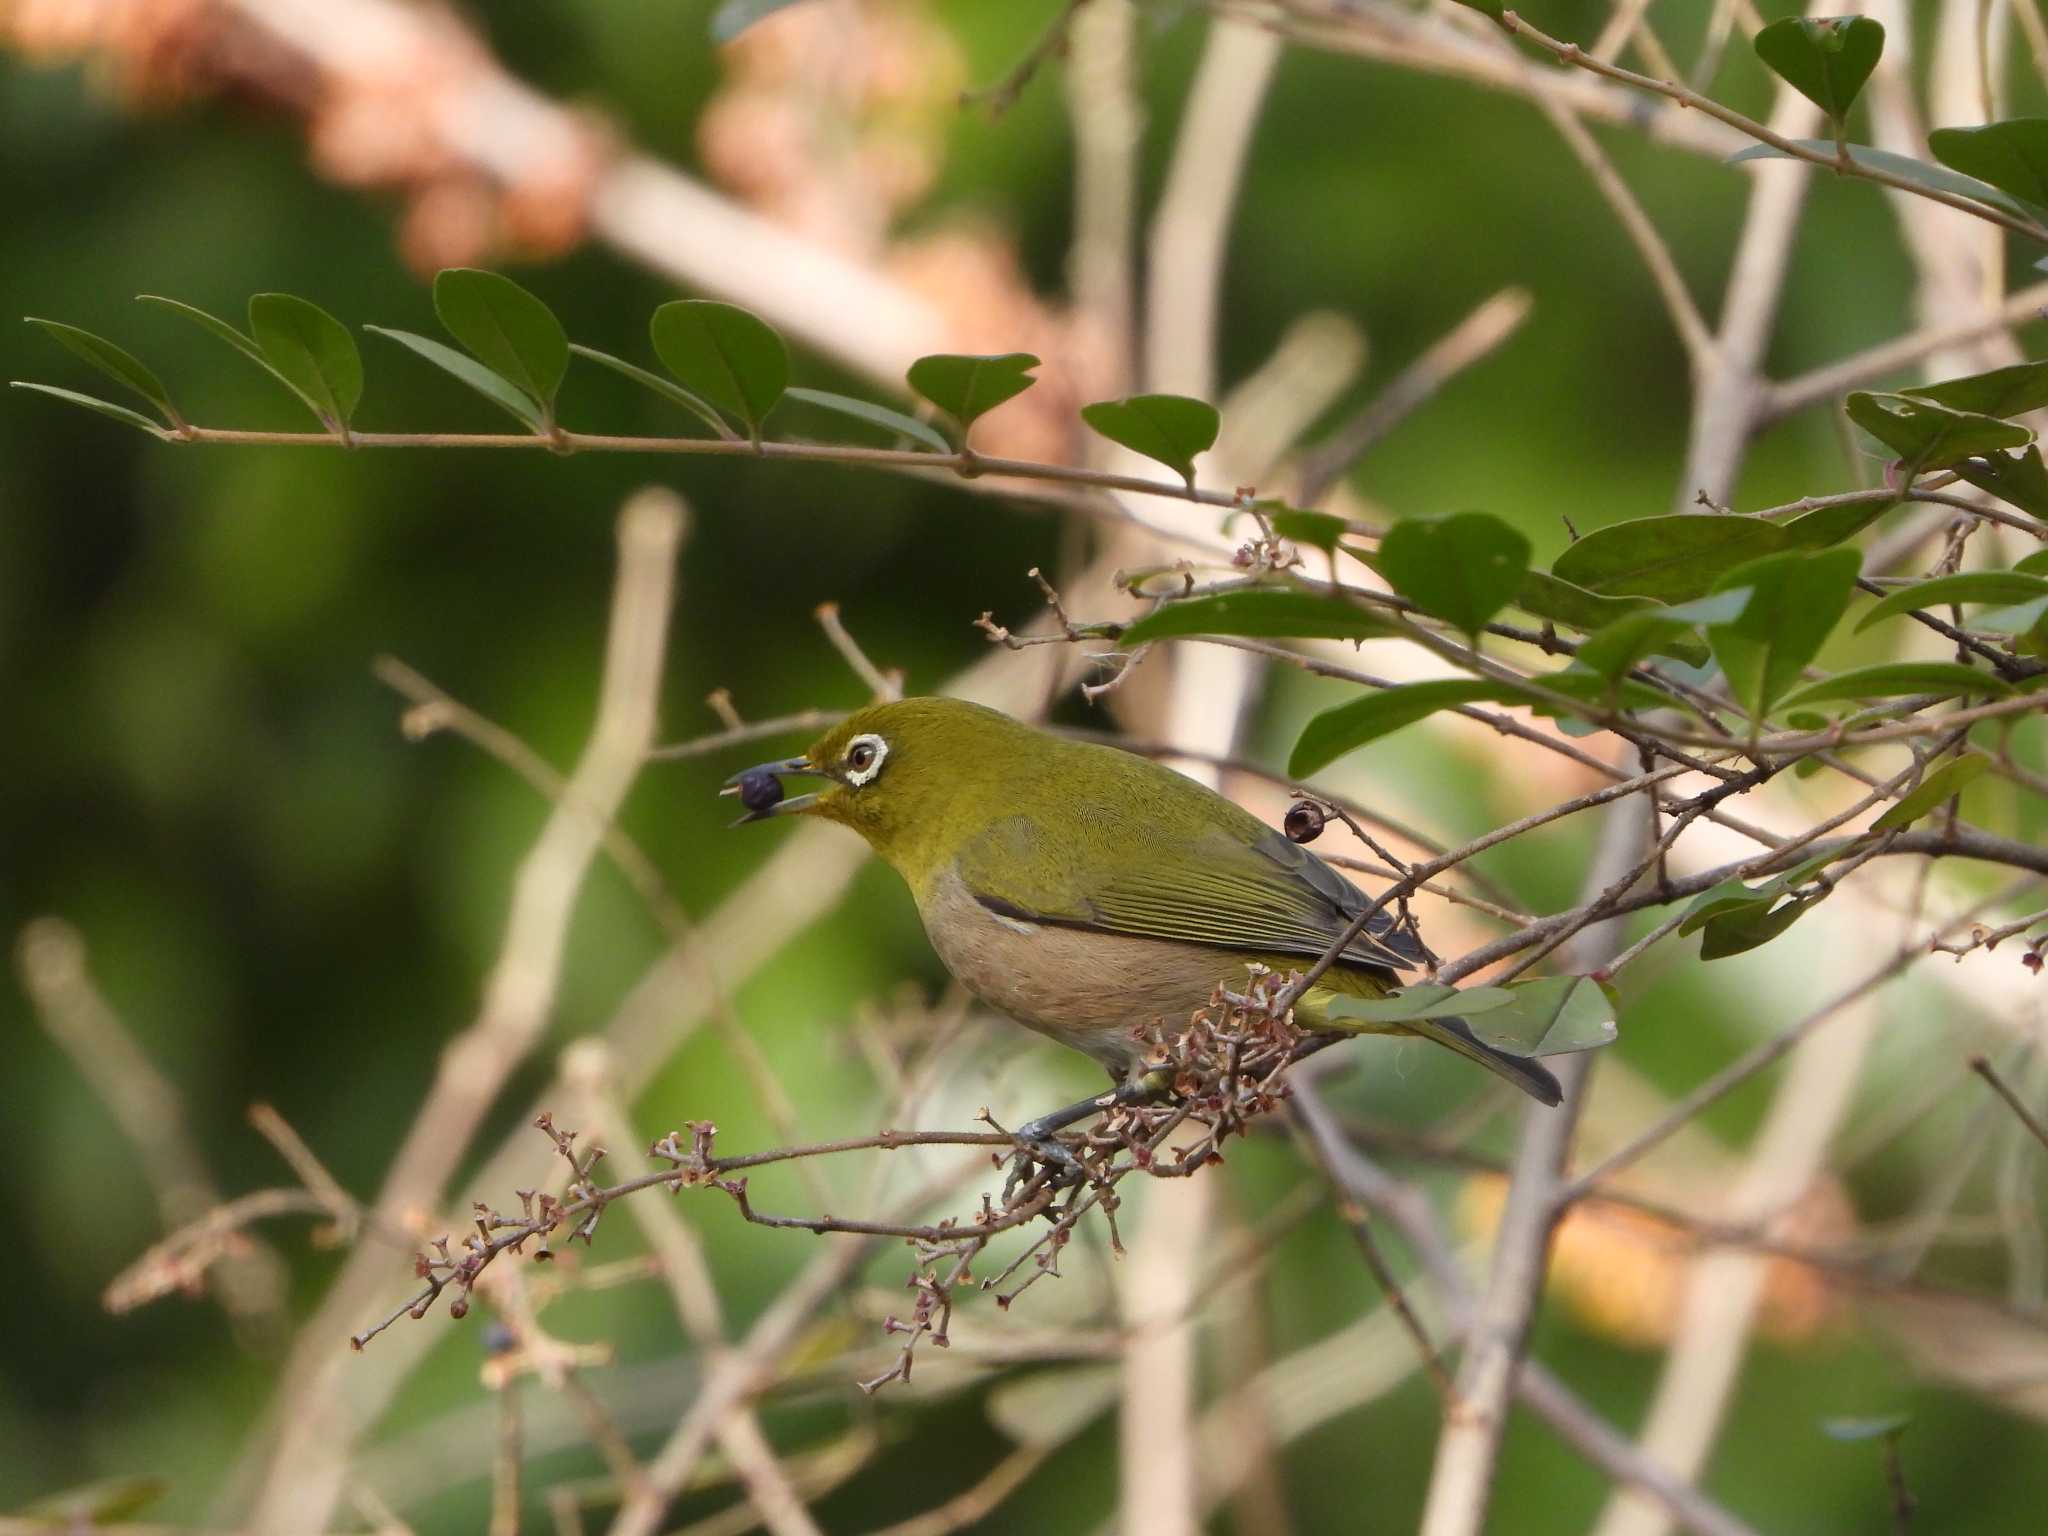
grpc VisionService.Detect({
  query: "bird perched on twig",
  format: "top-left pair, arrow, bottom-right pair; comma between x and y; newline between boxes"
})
723,696 -> 1560,1127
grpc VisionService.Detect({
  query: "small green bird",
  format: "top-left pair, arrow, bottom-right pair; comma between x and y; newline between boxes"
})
724,697 -> 1559,1107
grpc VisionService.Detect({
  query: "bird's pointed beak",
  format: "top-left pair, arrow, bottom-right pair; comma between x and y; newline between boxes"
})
720,757 -> 827,824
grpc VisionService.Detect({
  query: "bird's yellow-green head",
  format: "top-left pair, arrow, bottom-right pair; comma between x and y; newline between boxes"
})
723,697 -> 1045,884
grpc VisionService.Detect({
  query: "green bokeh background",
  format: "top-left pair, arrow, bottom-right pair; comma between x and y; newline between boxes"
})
5,2 -> 2046,1530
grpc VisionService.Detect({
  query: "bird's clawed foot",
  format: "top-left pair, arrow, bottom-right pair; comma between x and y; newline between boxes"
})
1002,1127 -> 1087,1204
998,1073 -> 1170,1206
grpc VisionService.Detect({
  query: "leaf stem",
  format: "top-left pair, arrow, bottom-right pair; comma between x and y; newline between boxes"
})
161,424 -> 1245,508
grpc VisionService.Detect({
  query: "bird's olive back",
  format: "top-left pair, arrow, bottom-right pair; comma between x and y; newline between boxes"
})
797,697 -> 1276,896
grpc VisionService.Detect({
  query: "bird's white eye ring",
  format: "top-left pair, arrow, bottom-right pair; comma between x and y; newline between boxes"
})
844,733 -> 888,787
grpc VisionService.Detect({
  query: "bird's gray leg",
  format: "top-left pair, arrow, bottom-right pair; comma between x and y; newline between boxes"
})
1005,1070 -> 1170,1199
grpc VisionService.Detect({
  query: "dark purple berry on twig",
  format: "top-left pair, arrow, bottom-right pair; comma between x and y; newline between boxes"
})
1284,800 -> 1327,844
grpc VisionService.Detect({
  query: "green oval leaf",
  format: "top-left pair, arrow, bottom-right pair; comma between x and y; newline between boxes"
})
1121,589 -> 1402,647
649,299 -> 789,437
1873,755 -> 1989,831
1512,570 -> 1658,632
138,293 -> 266,361
1289,679 -> 1528,776
1463,976 -> 1619,1058
364,325 -> 546,433
1975,592 -> 2048,637
567,342 -> 736,439
25,318 -> 179,427
1264,505 -> 1356,559
1323,983 -> 1515,1026
1079,393 -> 1220,489
1572,588 -> 1752,685
10,381 -> 172,438
1678,880 -> 1775,938
248,292 -> 362,431
1783,495 -> 1899,550
1854,571 -> 2048,631
1929,119 -> 2048,214
1729,140 -> 2037,222
1534,664 -> 1686,719
433,268 -> 569,413
1846,391 -> 2031,471
1551,515 -> 1786,602
1777,662 -> 2012,712
1708,548 -> 1862,720
1905,360 -> 2048,420
1377,511 -> 1532,637
1753,16 -> 1884,125
905,352 -> 1039,436
1699,893 -> 1820,960
138,294 -> 327,414
2018,549 -> 2048,576
785,385 -> 952,454
1956,446 -> 2048,516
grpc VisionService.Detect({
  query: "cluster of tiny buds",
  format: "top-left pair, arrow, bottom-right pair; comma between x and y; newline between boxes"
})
354,983 -> 1309,1373
648,1120 -> 720,1185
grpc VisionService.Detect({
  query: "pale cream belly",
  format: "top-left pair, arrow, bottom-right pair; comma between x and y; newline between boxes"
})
918,867 -> 1255,1070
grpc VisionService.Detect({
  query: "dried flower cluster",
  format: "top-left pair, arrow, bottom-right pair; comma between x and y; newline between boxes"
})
350,968 -> 1313,1385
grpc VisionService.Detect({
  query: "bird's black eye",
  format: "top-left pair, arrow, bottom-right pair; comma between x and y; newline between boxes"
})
842,732 -> 889,785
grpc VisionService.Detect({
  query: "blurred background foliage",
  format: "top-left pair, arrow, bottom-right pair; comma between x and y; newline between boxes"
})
4,1 -> 2047,1532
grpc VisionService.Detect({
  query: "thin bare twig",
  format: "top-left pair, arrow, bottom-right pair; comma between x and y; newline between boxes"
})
1294,288 -> 1532,505
1560,883 -> 2038,1206
567,1043 -> 823,1536
1537,98 -> 1714,371
816,602 -> 904,702
1971,1054 -> 2048,1152
18,918 -> 290,1337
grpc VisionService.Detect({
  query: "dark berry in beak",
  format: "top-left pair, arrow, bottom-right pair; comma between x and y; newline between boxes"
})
735,767 -> 786,814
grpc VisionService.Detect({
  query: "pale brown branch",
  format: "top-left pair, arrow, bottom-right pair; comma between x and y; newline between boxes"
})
248,488 -> 684,1533
1240,1 -> 1749,159
1538,99 -> 1714,371
1558,882 -> 2038,1206
1761,279 -> 2048,423
568,1044 -> 823,1536
604,1164 -> 985,1536
1294,288 -> 1532,505
816,602 -> 904,702
19,917 -> 290,1336
650,711 -> 846,761
247,1103 -> 359,1238
859,1444 -> 1054,1536
1517,1367 -> 1764,1536
1418,795 -> 1648,1536
1492,8 -> 2048,247
373,651 -> 831,1211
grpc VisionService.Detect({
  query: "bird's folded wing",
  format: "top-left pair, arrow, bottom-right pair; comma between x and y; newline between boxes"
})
959,816 -> 1425,973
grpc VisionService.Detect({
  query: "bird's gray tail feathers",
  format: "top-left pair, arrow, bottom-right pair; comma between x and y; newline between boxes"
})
1406,1013 -> 1564,1106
